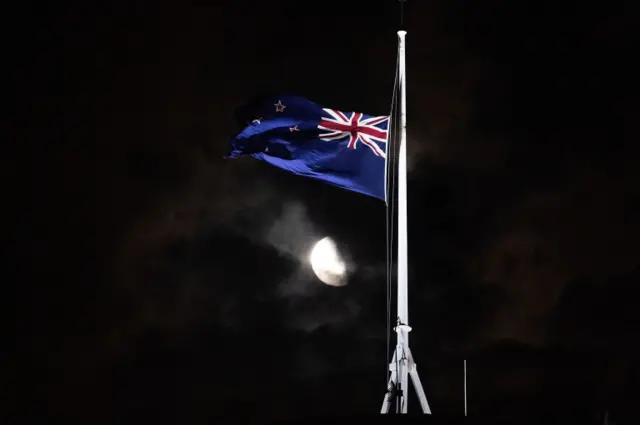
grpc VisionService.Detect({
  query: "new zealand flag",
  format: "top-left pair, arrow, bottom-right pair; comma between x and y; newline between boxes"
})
227,94 -> 388,200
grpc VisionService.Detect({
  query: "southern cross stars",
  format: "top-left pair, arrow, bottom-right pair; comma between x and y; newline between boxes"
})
274,100 -> 286,112
252,101 -> 285,125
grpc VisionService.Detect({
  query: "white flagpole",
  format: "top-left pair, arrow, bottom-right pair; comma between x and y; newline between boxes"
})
396,28 -> 411,414
380,29 -> 431,415
397,30 -> 409,340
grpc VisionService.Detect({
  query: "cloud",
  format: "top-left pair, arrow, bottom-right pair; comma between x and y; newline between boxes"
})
550,268 -> 640,349
470,166 -> 640,345
262,202 -> 371,332
107,192 -> 374,349
265,201 -> 319,262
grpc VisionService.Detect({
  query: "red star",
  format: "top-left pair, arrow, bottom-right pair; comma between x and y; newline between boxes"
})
289,125 -> 299,132
274,100 -> 286,112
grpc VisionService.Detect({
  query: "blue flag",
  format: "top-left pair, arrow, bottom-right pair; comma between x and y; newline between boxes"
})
227,94 -> 388,200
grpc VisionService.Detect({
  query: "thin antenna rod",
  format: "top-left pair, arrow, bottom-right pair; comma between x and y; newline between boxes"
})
464,360 -> 468,417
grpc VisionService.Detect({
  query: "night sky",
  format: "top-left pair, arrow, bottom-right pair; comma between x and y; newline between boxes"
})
9,0 -> 636,423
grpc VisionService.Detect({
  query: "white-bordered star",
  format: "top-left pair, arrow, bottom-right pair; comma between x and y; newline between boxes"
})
274,100 -> 286,112
252,116 -> 263,124
289,125 -> 300,132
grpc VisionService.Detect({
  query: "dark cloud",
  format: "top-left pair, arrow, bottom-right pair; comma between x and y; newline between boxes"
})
470,164 -> 639,344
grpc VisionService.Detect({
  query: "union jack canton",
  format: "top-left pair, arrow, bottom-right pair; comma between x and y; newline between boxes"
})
318,109 -> 389,158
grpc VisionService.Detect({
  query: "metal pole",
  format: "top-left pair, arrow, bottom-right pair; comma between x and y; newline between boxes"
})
381,29 -> 430,415
464,360 -> 468,416
396,29 -> 410,414
397,30 -> 408,331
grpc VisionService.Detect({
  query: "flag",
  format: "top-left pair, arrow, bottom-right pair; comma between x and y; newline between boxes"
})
227,94 -> 389,200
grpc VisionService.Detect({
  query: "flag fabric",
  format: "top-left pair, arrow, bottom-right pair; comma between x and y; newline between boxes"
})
227,94 -> 389,200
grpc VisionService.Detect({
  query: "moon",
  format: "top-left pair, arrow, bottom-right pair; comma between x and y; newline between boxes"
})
309,237 -> 347,287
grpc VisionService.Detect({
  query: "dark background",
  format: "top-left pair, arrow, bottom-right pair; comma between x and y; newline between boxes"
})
8,0 -> 635,423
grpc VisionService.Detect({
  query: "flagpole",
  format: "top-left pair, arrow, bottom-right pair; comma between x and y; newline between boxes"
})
397,29 -> 409,339
380,29 -> 431,415
396,28 -> 411,413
